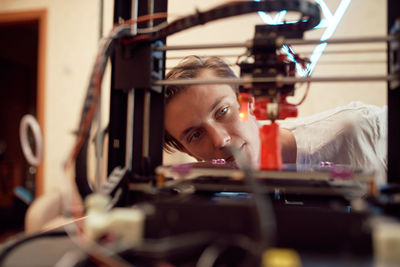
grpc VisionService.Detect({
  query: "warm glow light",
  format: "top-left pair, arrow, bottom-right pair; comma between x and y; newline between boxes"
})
239,112 -> 247,120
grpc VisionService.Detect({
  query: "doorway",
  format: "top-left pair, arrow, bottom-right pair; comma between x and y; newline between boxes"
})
0,10 -> 46,239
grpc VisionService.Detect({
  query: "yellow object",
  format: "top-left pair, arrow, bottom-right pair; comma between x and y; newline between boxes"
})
262,248 -> 302,267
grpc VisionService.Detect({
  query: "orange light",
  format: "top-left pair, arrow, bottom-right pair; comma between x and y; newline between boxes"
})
239,112 -> 248,121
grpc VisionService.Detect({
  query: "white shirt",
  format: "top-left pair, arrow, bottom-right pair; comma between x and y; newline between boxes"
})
279,102 -> 388,185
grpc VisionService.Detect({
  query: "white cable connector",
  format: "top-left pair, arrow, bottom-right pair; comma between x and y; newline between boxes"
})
85,194 -> 145,248
373,218 -> 400,266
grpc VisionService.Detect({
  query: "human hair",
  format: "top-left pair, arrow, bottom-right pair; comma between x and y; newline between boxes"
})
164,56 -> 238,153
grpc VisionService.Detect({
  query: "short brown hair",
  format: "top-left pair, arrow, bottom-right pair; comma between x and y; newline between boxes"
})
164,56 -> 238,152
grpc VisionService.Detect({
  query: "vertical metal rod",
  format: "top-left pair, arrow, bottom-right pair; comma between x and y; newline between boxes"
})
125,91 -> 135,169
130,0 -> 138,35
125,0 -> 138,169
142,0 -> 154,159
95,107 -> 102,190
95,0 -> 105,190
148,0 -> 154,27
142,93 -> 150,159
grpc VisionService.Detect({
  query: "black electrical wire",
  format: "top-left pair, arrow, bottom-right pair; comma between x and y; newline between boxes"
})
0,230 -> 67,266
75,134 -> 92,199
195,235 -> 261,267
73,25 -> 132,199
149,0 -> 321,41
77,25 -> 131,134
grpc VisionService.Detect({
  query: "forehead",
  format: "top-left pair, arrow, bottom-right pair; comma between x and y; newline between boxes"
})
168,83 -> 236,111
166,68 -> 236,113
170,68 -> 235,101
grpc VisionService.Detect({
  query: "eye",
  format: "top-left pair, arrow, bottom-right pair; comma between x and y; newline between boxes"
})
187,130 -> 202,143
216,106 -> 229,118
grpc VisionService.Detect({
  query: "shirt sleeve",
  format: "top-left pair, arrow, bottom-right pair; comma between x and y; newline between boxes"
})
279,102 -> 387,184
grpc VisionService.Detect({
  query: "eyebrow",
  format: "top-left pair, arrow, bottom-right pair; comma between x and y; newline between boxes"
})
179,95 -> 227,141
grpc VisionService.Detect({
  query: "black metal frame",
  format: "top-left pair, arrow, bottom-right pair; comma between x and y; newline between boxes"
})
108,0 -> 167,180
387,0 -> 400,185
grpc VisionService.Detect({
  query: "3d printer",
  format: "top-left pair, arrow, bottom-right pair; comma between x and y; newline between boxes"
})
1,0 -> 400,266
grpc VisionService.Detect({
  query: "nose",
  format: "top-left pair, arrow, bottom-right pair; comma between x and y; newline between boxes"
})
206,123 -> 231,149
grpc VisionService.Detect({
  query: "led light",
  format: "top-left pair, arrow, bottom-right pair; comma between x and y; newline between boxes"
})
239,112 -> 248,121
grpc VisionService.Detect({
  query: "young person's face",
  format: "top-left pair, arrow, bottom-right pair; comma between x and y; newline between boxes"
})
165,69 -> 260,165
